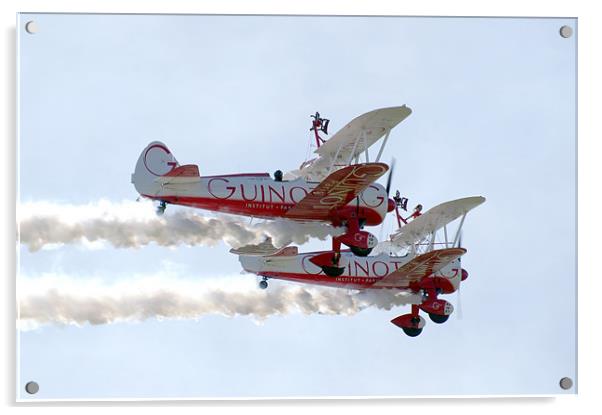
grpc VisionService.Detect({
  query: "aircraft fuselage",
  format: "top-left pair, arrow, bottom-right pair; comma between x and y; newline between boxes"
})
239,250 -> 462,291
143,174 -> 389,226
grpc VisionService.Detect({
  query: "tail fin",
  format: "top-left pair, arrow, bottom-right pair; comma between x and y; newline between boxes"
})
131,141 -> 180,196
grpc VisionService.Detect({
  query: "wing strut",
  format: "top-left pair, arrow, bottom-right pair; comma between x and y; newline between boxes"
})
327,142 -> 345,175
347,130 -> 365,165
452,213 -> 467,247
375,128 -> 391,162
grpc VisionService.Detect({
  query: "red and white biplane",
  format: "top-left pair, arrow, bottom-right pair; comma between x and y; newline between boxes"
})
234,196 -> 485,337
132,107 -> 412,275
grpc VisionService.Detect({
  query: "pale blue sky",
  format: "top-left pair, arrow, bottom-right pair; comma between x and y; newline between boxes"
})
18,14 -> 576,399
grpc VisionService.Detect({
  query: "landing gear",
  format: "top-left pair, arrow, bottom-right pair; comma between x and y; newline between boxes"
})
321,251 -> 345,277
391,309 -> 426,337
156,201 -> 167,216
349,246 -> 373,257
392,290 -> 455,336
402,326 -> 423,337
338,217 -> 377,257
321,265 -> 345,277
420,295 -> 454,324
428,313 -> 450,324
309,251 -> 346,277
258,277 -> 268,290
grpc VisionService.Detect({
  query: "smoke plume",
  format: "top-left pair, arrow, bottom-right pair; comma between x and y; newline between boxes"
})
18,274 -> 420,330
18,200 -> 344,251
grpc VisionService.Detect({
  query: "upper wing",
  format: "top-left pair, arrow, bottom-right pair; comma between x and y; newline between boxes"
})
316,106 -> 412,158
390,196 -> 486,248
285,162 -> 388,220
285,106 -> 411,182
372,248 -> 466,288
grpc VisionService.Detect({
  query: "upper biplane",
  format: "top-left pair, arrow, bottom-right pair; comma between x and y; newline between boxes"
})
132,107 -> 412,275
234,196 -> 485,337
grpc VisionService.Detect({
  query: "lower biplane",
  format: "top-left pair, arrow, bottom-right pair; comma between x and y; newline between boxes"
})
234,196 -> 485,336
132,107 -> 412,274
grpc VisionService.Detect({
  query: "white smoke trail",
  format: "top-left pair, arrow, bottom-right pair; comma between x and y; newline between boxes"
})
18,200 -> 344,251
17,274 -> 420,330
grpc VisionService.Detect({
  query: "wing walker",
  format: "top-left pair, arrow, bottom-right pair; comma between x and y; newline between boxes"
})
132,106 -> 485,336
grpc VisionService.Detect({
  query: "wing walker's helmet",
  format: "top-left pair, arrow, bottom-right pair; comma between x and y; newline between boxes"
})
274,170 -> 283,182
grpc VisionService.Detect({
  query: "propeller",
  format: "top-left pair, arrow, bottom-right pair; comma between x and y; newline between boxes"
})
456,229 -> 464,320
386,159 -> 409,214
376,158 -> 398,244
385,158 -> 396,196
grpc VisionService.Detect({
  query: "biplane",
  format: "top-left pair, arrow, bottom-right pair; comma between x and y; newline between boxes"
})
234,196 -> 486,337
132,107 -> 412,275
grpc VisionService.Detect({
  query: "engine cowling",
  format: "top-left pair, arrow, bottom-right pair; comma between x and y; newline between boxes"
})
419,276 -> 456,294
387,198 -> 396,212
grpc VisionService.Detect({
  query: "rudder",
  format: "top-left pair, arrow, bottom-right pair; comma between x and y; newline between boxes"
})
131,141 -> 180,196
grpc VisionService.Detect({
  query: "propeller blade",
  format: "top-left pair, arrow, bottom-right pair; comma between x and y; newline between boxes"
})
385,158 -> 396,195
456,285 -> 464,320
456,230 -> 464,319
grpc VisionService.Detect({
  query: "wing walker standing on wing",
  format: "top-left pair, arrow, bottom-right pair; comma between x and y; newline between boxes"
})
132,106 -> 412,276
235,196 -> 485,337
132,106 -> 485,336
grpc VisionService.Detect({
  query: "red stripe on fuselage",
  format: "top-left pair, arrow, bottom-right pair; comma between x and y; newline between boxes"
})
201,173 -> 271,179
144,194 -> 384,224
260,270 -> 382,290
258,270 -> 456,292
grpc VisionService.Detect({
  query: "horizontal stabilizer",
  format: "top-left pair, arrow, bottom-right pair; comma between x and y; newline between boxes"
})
155,164 -> 201,184
229,238 -> 295,257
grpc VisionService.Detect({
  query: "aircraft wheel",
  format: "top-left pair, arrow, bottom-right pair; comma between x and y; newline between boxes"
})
350,246 -> 372,257
321,265 -> 345,277
258,280 -> 268,290
156,201 -> 167,216
428,313 -> 450,324
402,327 -> 423,337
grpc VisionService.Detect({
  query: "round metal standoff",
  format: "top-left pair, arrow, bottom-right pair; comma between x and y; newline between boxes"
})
559,25 -> 573,38
25,21 -> 38,34
559,377 -> 573,390
25,381 -> 39,394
